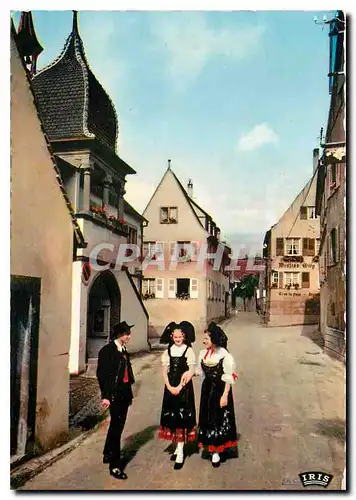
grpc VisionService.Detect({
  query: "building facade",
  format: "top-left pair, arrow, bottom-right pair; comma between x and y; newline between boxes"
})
142,164 -> 231,338
263,171 -> 320,327
17,11 -> 149,377
315,11 -> 346,361
11,20 -> 86,459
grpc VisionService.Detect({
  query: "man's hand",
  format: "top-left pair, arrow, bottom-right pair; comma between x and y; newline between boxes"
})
101,399 -> 111,410
220,394 -> 228,408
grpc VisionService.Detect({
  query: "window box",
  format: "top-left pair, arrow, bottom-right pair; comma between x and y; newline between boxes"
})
271,282 -> 278,289
312,255 -> 319,263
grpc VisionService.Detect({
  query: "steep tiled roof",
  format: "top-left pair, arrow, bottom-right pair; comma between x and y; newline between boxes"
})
11,19 -> 86,248
124,200 -> 148,222
31,12 -> 118,151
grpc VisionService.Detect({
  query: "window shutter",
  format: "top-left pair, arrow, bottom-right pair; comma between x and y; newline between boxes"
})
155,278 -> 164,298
169,241 -> 177,259
168,279 -> 176,298
309,238 -> 315,256
190,278 -> 199,299
278,272 -> 283,288
336,226 -> 340,262
190,241 -> 198,261
276,238 -> 284,256
336,163 -> 341,187
302,272 -> 310,289
300,207 -> 307,220
302,238 -> 308,256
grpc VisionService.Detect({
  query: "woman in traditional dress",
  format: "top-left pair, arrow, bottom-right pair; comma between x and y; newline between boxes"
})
197,322 -> 238,468
158,321 -> 197,469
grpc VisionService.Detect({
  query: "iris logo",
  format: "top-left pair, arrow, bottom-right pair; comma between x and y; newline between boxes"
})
299,471 -> 333,488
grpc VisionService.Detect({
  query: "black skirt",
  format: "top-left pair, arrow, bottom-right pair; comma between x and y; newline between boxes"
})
198,358 -> 238,452
158,346 -> 197,443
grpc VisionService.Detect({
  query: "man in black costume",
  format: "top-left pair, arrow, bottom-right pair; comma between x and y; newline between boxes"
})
96,321 -> 135,480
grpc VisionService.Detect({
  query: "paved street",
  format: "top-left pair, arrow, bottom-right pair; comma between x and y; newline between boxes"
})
21,313 -> 346,491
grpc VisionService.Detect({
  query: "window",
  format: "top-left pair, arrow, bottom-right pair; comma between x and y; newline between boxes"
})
143,241 -> 164,259
127,227 -> 138,245
160,206 -> 178,224
300,206 -> 317,220
142,278 -> 156,297
176,278 -> 190,299
271,271 -> 279,288
285,238 -> 300,255
108,189 -> 118,207
330,227 -> 339,264
284,272 -> 300,287
302,238 -> 315,256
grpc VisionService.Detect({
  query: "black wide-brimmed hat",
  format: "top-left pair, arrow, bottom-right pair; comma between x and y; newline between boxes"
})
112,321 -> 134,339
205,322 -> 228,348
160,321 -> 195,346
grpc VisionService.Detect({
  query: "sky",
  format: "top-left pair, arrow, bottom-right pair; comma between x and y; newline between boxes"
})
11,8 -> 336,256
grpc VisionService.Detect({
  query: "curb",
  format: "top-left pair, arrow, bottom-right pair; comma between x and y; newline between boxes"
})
10,350 -> 161,490
10,419 -> 107,490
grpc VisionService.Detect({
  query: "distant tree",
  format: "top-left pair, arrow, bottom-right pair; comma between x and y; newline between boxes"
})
233,274 -> 259,311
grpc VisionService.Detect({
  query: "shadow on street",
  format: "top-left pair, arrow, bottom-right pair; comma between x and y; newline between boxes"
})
122,425 -> 160,467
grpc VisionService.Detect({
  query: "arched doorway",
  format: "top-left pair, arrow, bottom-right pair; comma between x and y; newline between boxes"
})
86,270 -> 121,370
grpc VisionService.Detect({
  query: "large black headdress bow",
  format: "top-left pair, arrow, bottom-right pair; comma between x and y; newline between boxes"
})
160,321 -> 196,346
205,322 -> 228,349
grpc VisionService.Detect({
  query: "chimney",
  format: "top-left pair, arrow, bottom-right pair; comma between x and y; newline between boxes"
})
313,148 -> 319,174
187,179 -> 193,198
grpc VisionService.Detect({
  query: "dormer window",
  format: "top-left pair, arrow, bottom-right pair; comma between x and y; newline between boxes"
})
160,206 -> 178,224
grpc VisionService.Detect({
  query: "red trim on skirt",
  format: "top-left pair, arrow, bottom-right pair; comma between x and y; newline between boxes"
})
158,426 -> 197,443
198,440 -> 238,453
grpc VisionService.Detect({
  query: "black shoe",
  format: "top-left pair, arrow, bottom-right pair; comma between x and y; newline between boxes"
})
212,461 -> 221,468
170,454 -> 177,461
110,468 -> 128,480
174,461 -> 184,470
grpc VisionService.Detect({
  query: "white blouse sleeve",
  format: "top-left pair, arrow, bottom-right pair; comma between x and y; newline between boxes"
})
186,347 -> 196,366
161,349 -> 170,367
196,350 -> 205,380
221,352 -> 238,385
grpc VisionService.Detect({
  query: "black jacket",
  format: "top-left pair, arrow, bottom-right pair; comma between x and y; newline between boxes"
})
96,341 -> 135,402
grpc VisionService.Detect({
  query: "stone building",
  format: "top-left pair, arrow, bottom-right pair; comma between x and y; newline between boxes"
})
315,11 -> 346,361
142,163 -> 231,338
11,17 -> 86,459
263,169 -> 320,327
16,11 -> 150,378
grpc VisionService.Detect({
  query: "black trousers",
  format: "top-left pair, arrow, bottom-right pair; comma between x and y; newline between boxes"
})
103,395 -> 131,469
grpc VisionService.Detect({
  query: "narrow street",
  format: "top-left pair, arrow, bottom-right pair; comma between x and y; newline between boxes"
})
21,313 -> 345,491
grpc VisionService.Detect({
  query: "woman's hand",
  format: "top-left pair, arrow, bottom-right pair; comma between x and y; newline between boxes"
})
170,385 -> 182,396
180,371 -> 190,386
101,399 -> 111,410
220,394 -> 228,408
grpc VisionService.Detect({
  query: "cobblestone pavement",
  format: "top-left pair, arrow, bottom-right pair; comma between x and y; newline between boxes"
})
22,313 -> 346,491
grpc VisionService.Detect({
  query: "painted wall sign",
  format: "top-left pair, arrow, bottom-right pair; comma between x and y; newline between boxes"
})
278,262 -> 316,270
